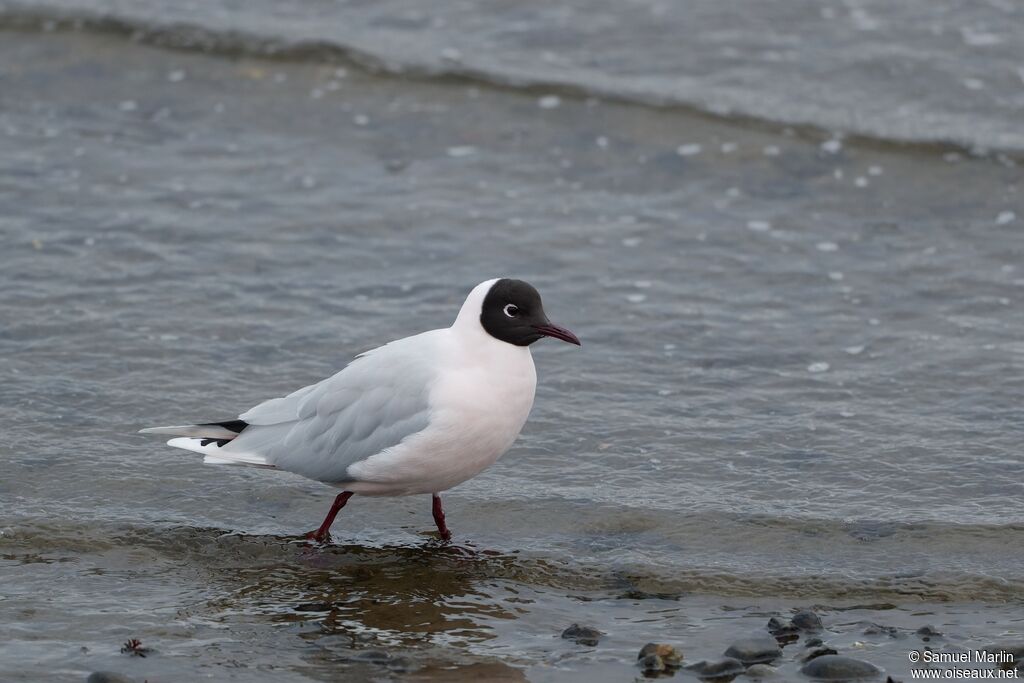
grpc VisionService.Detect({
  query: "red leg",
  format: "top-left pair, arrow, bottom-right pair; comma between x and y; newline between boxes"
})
304,491 -> 354,544
431,493 -> 452,542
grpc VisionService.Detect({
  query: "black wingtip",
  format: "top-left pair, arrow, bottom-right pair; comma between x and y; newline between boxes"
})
200,419 -> 249,434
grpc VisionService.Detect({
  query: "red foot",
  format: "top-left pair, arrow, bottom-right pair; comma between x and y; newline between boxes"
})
432,494 -> 453,542
303,529 -> 332,544
305,491 -> 353,544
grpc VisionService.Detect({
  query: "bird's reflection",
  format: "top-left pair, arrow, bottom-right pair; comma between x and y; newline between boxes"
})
147,528 -> 573,653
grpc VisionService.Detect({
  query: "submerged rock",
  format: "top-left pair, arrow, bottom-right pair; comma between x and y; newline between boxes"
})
745,663 -> 778,678
639,653 -> 666,674
724,634 -> 782,665
350,650 -> 414,672
87,674 -> 136,683
561,623 -> 602,646
861,622 -> 900,638
638,642 -> 683,668
766,617 -> 800,644
800,654 -> 882,680
685,656 -> 746,679
915,626 -> 941,642
802,646 -> 839,663
793,610 -> 824,632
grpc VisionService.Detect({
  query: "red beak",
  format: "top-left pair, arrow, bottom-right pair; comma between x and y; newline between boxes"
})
534,323 -> 581,346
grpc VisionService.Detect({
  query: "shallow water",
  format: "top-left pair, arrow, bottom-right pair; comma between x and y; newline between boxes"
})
1,6 -> 1023,682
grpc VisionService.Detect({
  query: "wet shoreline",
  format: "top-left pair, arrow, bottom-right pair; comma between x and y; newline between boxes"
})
5,521 -> 1024,681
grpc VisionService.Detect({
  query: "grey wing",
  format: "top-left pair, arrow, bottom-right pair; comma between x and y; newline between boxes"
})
224,334 -> 437,483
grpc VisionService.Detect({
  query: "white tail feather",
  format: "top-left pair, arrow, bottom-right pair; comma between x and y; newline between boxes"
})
139,425 -> 240,439
165,437 -> 275,468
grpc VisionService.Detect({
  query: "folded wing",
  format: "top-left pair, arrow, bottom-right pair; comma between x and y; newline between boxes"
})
220,332 -> 438,483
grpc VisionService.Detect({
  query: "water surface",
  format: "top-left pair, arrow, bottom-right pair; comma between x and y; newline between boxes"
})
1,5 -> 1023,681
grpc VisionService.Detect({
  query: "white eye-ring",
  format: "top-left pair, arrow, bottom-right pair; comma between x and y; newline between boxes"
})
503,303 -> 519,318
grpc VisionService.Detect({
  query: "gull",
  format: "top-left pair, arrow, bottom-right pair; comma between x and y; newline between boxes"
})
140,278 -> 580,542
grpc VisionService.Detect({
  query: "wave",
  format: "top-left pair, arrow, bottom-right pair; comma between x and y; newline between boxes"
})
2,1 -> 1022,156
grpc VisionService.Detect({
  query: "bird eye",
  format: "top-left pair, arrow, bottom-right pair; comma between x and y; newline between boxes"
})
503,303 -> 519,318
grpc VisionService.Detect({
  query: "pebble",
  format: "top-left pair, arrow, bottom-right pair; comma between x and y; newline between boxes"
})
350,650 -> 414,671
685,656 -> 746,679
723,634 -> 782,665
639,653 -> 666,673
638,643 -> 683,668
916,625 -> 942,641
766,617 -> 800,644
87,674 -> 136,683
745,663 -> 777,678
561,623 -> 602,646
862,622 -> 900,638
800,654 -> 882,679
802,646 -> 839,662
792,610 -> 824,632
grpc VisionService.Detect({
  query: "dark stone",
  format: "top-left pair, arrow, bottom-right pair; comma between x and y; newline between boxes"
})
802,646 -> 839,663
685,656 -> 745,679
861,622 -> 900,638
884,678 -> 904,683
350,650 -> 413,672
723,634 -> 782,664
638,642 -> 683,667
805,637 -> 825,648
620,589 -> 683,600
793,610 -> 824,632
767,617 -> 800,643
561,623 -> 602,646
639,654 -> 665,673
800,654 -> 883,680
87,674 -> 136,683
295,601 -> 333,612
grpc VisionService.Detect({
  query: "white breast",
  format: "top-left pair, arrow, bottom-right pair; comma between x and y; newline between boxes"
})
344,327 -> 537,496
